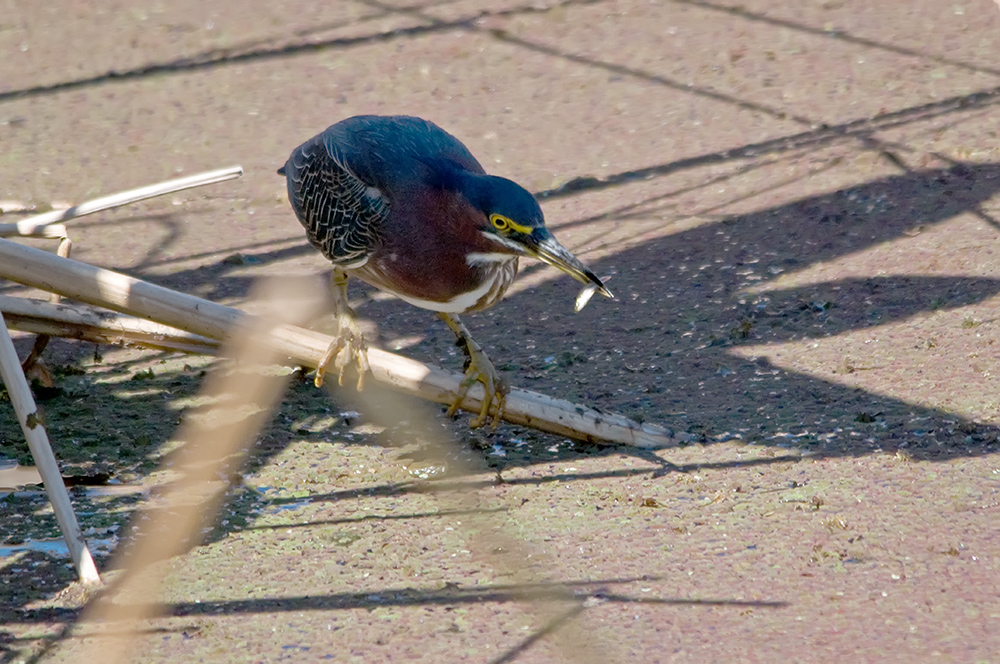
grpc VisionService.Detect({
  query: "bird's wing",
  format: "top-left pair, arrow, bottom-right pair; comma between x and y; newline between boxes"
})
284,135 -> 388,268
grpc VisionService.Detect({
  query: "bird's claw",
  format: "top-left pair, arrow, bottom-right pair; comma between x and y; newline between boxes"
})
446,335 -> 509,428
314,309 -> 370,390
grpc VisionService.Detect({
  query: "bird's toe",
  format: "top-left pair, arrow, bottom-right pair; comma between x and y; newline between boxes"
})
313,311 -> 370,389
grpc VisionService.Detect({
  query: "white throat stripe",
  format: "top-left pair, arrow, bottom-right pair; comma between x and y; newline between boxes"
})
466,252 -> 514,266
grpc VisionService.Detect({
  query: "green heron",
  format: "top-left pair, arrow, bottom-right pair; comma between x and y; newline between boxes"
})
279,115 -> 612,427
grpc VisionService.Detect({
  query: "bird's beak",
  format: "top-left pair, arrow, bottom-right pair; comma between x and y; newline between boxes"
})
523,232 -> 614,300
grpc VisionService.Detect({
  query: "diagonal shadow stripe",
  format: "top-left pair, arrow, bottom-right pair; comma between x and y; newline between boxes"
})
73,577 -> 787,620
523,87 -> 1000,199
671,0 -> 1000,78
0,0 -> 603,104
9,576 -> 787,626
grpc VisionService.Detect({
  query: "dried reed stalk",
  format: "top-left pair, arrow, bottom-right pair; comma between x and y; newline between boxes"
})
0,239 -> 674,447
0,295 -> 218,355
0,312 -> 100,584
2,166 -> 243,238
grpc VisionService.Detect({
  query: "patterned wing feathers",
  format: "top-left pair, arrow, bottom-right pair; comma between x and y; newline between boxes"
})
286,138 -> 387,267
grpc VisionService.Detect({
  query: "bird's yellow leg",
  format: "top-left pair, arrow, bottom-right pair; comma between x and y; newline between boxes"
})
438,313 -> 509,428
315,268 -> 370,390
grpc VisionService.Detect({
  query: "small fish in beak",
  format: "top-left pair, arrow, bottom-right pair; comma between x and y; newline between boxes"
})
524,232 -> 614,310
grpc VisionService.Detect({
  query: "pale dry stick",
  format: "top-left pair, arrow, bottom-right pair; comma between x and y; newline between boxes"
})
0,295 -> 219,355
2,166 -> 244,238
74,277 -> 321,663
22,225 -> 72,374
0,221 -> 68,239
0,311 -> 100,584
0,238 -> 675,448
0,200 -> 38,214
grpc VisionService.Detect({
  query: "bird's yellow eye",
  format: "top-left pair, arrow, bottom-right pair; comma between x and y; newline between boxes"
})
490,213 -> 511,231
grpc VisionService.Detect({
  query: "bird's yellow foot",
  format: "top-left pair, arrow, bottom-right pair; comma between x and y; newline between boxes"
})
315,270 -> 370,389
315,307 -> 370,389
439,313 -> 509,428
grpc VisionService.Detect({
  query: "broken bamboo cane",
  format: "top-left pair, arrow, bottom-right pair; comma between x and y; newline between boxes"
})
0,295 -> 219,355
3,166 -> 244,238
0,239 -> 674,447
0,311 -> 101,584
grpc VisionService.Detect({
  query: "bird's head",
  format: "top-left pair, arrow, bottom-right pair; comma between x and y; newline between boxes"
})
464,174 -> 613,301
